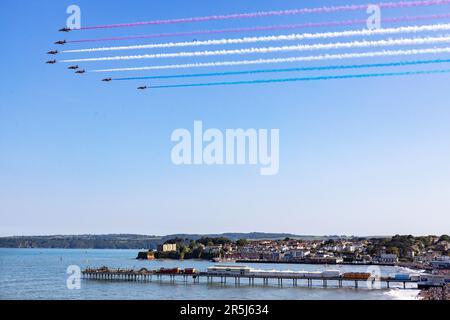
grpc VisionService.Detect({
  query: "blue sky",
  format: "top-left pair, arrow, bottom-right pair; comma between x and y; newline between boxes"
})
0,0 -> 450,236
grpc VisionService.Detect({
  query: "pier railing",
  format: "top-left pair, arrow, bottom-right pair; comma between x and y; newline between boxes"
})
82,267 -> 419,289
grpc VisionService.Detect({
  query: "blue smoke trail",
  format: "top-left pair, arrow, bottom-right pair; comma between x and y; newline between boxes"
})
115,58 -> 450,81
147,69 -> 450,89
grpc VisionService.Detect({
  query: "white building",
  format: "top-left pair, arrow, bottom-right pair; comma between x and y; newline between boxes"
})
290,250 -> 310,259
430,256 -> 450,269
376,253 -> 398,264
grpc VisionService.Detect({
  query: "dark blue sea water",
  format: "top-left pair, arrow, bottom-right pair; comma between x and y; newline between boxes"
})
0,249 -> 420,300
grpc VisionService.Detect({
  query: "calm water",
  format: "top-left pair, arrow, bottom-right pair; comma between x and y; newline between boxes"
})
0,248 -> 420,300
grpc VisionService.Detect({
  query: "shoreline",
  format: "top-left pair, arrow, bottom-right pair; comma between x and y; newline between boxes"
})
234,259 -> 430,271
236,259 -> 395,266
1,248 -> 437,300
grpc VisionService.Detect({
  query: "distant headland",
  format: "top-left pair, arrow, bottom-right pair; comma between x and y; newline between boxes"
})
0,233 -> 374,249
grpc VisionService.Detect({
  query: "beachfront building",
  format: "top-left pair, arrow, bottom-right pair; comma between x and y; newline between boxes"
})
430,256 -> 450,269
290,249 -> 310,259
375,253 -> 399,264
157,243 -> 177,252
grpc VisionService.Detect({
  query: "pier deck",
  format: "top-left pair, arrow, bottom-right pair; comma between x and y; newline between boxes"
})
82,269 -> 419,289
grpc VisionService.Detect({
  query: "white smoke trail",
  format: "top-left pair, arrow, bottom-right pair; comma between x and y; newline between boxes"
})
63,23 -> 450,53
90,47 -> 450,72
62,35 -> 450,63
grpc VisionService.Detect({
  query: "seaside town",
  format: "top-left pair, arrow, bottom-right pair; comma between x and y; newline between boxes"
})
138,235 -> 450,269
134,234 -> 450,299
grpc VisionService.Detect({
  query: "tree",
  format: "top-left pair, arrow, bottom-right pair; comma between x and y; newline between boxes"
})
388,247 -> 400,256
236,239 -> 248,247
164,237 -> 184,245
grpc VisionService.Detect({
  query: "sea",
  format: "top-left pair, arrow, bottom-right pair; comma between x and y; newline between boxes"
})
0,248 -> 421,300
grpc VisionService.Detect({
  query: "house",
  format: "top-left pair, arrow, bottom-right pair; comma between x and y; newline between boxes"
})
430,256 -> 450,269
290,250 -> 310,259
415,251 -> 439,263
435,241 -> 449,251
375,253 -> 398,264
405,248 -> 415,259
308,256 -> 343,264
344,245 -> 356,252
157,243 -> 177,252
240,252 -> 261,260
204,245 -> 223,254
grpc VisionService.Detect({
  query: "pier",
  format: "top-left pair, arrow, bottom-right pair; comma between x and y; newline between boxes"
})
82,267 -> 419,289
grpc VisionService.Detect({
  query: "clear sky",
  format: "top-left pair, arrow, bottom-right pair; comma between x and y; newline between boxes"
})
0,0 -> 449,236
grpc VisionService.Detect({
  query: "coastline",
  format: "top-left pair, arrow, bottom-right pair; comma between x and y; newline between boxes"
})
234,259 -> 429,271
0,248 -> 433,300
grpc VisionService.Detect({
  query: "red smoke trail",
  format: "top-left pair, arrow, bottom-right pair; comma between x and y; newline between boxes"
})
68,13 -> 450,44
77,0 -> 450,30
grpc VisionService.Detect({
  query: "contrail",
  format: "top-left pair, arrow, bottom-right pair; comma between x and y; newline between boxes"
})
90,47 -> 450,72
67,13 -> 450,44
112,59 -> 450,81
61,35 -> 450,62
147,69 -> 450,89
78,0 -> 450,30
64,23 -> 450,53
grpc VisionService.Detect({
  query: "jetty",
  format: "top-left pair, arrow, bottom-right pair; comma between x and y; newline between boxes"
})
82,266 -> 422,289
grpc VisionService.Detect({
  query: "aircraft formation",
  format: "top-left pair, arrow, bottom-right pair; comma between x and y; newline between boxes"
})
46,26 -> 149,90
45,1 -> 450,91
